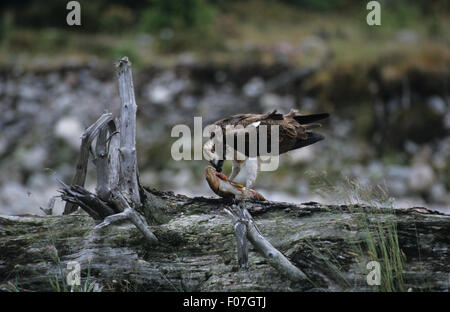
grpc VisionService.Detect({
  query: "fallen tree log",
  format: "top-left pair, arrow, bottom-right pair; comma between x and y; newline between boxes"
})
0,188 -> 449,292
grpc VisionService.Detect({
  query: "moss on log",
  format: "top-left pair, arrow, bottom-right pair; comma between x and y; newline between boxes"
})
0,188 -> 449,292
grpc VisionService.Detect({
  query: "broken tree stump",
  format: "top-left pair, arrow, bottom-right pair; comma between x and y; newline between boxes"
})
60,57 -> 157,245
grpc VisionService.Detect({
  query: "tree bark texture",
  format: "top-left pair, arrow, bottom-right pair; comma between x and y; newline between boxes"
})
1,189 -> 448,292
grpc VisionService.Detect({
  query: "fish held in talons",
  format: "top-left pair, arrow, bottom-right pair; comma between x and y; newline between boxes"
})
205,166 -> 265,201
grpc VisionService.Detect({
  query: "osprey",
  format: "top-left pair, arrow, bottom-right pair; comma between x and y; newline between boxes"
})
203,109 -> 329,189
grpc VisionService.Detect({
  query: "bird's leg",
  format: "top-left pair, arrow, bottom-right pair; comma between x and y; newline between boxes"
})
245,157 -> 258,188
228,160 -> 243,182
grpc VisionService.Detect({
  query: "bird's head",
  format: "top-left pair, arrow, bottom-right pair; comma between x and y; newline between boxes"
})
203,137 -> 224,172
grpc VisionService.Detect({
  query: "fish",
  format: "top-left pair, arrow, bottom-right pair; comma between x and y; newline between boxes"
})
205,166 -> 265,201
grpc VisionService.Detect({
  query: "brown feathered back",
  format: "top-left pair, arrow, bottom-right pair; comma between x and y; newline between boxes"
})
212,109 -> 329,157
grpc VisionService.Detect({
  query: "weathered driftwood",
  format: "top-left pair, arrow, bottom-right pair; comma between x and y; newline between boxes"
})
39,196 -> 57,216
95,191 -> 158,245
93,115 -> 119,202
61,57 -> 156,245
206,165 -> 306,279
224,203 -> 307,282
60,184 -> 119,220
108,118 -> 121,195
1,189 -> 449,292
94,126 -> 109,201
116,57 -> 141,205
63,113 -> 114,214
224,205 -> 249,269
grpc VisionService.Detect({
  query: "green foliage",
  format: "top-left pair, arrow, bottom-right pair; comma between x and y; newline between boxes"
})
48,246 -> 99,292
311,173 -> 407,291
381,0 -> 423,29
140,0 -> 216,32
279,0 -> 350,11
109,44 -> 141,67
100,5 -> 136,34
0,10 -> 14,41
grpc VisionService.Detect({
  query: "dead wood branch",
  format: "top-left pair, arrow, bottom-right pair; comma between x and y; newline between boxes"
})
63,113 -> 114,214
116,57 -> 141,205
60,57 -> 157,248
3,192 -> 448,291
60,184 -> 118,220
94,119 -> 119,202
225,202 -> 307,282
96,191 -> 158,245
224,205 -> 249,269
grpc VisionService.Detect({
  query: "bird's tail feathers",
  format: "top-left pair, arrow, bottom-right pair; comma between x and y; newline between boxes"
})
294,113 -> 329,124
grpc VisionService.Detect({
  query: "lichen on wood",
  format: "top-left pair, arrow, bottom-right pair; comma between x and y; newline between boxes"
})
0,190 -> 448,292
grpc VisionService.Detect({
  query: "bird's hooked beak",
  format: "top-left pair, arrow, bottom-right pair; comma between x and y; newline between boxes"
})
210,159 -> 224,172
204,138 -> 224,172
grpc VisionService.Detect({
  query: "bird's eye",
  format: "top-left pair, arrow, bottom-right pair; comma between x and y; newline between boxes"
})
211,132 -> 215,139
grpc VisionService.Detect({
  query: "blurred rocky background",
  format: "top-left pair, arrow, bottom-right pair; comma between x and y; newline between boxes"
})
0,0 -> 448,215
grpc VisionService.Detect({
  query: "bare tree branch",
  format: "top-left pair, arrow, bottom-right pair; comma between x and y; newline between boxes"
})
116,57 -> 140,205
60,184 -> 117,219
225,202 -> 307,282
107,118 -> 120,193
95,127 -> 109,201
63,113 -> 113,214
96,191 -> 158,245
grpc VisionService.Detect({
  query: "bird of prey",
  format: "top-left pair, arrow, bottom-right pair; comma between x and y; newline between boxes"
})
203,109 -> 329,189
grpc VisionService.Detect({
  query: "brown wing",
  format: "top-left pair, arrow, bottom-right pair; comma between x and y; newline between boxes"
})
285,109 -> 329,153
213,109 -> 328,157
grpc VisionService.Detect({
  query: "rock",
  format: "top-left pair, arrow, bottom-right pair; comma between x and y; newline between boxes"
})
332,119 -> 352,138
427,96 -> 447,115
54,117 -> 84,150
19,146 -> 47,171
300,97 -> 316,111
368,161 -> 383,179
260,93 -> 294,113
387,179 -> 409,197
286,147 -> 315,164
260,93 -> 282,111
139,171 -> 159,186
0,182 -> 39,215
387,165 -> 410,180
173,170 -> 194,189
50,93 -> 74,111
411,146 -> 432,165
243,77 -> 265,97
395,29 -> 419,44
386,165 -> 410,196
430,184 -> 449,204
404,140 -> 419,154
299,36 -> 328,58
214,71 -> 227,83
432,151 -> 447,170
408,164 -> 435,192
159,28 -> 174,40
178,53 -> 196,65
144,71 -> 188,105
148,84 -> 172,104
296,180 -> 310,195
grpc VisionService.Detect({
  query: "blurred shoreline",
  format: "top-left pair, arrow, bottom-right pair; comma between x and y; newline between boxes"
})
0,0 -> 448,215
